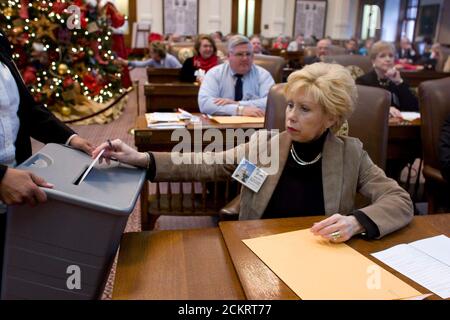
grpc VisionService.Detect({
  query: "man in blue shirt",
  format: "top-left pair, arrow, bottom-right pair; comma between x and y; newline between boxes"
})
198,35 -> 275,116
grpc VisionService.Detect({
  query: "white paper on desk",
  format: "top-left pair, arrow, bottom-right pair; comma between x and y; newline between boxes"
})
401,112 -> 420,121
146,112 -> 180,122
372,235 -> 450,299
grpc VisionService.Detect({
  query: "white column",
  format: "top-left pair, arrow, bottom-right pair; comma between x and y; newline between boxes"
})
208,0 -> 222,33
325,0 -> 358,39
273,0 -> 287,36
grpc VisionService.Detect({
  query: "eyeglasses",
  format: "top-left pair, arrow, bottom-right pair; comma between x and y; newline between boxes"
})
232,52 -> 253,58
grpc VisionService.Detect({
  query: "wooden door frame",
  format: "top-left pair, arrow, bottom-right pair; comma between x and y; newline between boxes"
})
355,0 -> 385,40
231,0 -> 262,36
125,0 -> 137,47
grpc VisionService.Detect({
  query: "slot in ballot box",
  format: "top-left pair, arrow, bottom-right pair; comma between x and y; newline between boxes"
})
1,143 -> 146,300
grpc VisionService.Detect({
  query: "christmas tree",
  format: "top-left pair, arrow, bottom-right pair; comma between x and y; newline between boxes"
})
0,0 -> 130,123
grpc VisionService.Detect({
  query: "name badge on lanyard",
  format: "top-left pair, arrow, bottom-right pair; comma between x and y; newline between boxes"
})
232,158 -> 268,193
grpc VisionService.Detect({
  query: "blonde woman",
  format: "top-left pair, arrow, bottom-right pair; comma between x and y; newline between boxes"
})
93,63 -> 413,242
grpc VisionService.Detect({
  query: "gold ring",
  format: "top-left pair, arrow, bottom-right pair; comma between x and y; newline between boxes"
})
331,231 -> 341,241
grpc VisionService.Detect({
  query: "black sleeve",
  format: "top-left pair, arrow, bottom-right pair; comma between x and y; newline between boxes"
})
396,82 -> 419,112
439,115 -> 450,182
179,58 -> 196,83
350,210 -> 380,239
20,97 -> 76,145
355,76 -> 367,86
145,152 -> 156,181
0,165 -> 7,183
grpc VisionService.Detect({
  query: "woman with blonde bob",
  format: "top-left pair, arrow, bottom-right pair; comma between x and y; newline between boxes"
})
93,63 -> 413,242
356,41 -> 418,117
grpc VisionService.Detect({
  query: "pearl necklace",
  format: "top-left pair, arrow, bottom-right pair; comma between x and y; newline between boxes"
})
290,145 -> 322,166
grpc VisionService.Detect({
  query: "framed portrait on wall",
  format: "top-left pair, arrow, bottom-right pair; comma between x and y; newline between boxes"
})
294,0 -> 327,38
163,0 -> 199,36
417,4 -> 440,39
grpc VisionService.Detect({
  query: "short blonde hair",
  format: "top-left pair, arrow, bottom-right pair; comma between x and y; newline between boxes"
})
285,63 -> 357,132
369,41 -> 395,61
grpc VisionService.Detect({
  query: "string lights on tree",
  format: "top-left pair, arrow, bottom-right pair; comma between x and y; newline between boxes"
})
0,0 -> 127,118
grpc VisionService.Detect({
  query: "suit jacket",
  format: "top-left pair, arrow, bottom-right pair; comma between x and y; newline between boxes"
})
151,131 -> 413,238
0,31 -> 75,181
355,70 -> 419,112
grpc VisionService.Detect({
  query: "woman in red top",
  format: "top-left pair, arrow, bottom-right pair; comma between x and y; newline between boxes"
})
180,34 -> 220,83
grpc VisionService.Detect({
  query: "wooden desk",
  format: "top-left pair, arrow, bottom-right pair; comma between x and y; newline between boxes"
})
219,214 -> 450,300
144,83 -> 200,113
388,120 -> 421,161
147,68 -> 182,83
113,228 -> 245,300
113,214 -> 449,300
400,70 -> 449,88
134,115 -> 264,152
134,115 -> 264,228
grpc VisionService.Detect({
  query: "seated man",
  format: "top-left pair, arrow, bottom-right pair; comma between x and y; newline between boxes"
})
250,35 -> 268,55
345,38 -> 359,55
198,35 -> 275,117
117,41 -> 181,68
287,34 -> 305,52
397,37 -> 418,64
304,38 -> 331,65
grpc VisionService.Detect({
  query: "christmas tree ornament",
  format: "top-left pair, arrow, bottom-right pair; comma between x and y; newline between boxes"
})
60,106 -> 72,116
30,16 -> 58,42
3,7 -> 14,17
57,63 -> 69,75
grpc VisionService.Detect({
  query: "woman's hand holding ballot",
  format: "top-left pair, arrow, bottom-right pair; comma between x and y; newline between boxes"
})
92,139 -> 150,168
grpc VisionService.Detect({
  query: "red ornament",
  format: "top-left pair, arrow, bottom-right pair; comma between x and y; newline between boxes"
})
52,2 -> 69,14
22,66 -> 37,85
82,73 -> 102,96
63,76 -> 74,88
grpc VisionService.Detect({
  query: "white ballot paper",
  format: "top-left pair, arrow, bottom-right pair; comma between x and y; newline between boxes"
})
79,149 -> 105,185
372,235 -> 450,299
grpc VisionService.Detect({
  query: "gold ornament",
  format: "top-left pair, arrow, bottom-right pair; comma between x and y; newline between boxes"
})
58,63 -> 68,75
30,16 -> 58,42
61,106 -> 72,116
3,7 -> 14,17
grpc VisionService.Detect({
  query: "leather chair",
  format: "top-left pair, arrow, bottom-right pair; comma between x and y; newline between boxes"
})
253,54 -> 286,83
437,46 -> 450,72
168,42 -> 195,63
329,45 -> 346,55
323,55 -> 373,74
304,46 -> 316,58
220,83 -> 390,218
419,77 -> 450,212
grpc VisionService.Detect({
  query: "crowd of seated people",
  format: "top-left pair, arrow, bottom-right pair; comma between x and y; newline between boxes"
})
128,30 -> 449,74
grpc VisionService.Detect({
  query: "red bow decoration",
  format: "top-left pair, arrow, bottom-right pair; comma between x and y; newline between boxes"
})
82,73 -> 103,96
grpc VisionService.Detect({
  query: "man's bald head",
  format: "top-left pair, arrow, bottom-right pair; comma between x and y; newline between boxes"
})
316,38 -> 331,58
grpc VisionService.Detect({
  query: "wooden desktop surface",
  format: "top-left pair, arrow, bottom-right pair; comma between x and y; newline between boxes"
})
113,214 -> 449,300
113,228 -> 245,300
